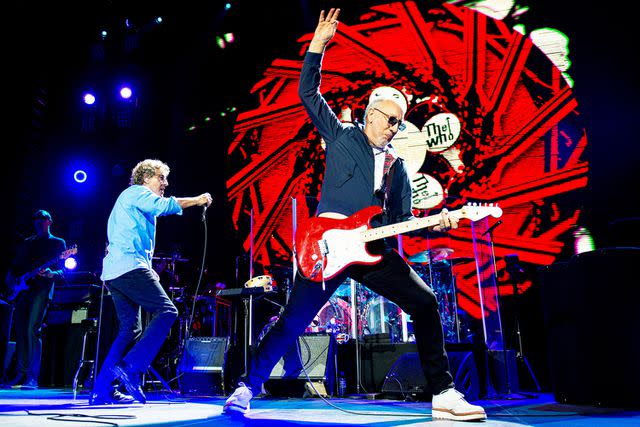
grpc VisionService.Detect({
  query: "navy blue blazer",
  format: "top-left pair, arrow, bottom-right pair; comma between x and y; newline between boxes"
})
298,52 -> 413,227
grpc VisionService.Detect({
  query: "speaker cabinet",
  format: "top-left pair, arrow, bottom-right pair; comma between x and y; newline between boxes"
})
265,333 -> 336,397
178,336 -> 229,396
540,248 -> 640,408
381,350 -> 481,401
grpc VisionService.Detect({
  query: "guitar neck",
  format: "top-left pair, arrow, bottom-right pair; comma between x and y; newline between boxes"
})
361,209 -> 462,242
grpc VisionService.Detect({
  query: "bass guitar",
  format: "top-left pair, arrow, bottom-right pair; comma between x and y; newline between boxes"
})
295,204 -> 502,282
3,245 -> 77,302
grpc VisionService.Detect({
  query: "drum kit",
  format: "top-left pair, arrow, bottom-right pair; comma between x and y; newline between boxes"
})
300,247 -> 475,344
408,247 -> 474,343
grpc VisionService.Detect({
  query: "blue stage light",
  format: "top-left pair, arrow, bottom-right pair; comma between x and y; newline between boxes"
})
119,86 -> 133,100
65,257 -> 77,270
74,170 -> 87,183
83,93 -> 96,105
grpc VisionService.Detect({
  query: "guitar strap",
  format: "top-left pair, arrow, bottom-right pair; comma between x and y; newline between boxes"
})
381,156 -> 396,214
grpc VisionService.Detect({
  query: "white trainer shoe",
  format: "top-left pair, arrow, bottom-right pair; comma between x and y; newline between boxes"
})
223,382 -> 253,415
431,388 -> 487,421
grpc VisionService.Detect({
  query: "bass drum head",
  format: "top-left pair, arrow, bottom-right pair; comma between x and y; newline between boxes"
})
305,297 -> 352,334
362,296 -> 404,342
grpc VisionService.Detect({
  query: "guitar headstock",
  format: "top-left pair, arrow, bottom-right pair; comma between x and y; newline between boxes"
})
460,203 -> 503,221
60,244 -> 78,259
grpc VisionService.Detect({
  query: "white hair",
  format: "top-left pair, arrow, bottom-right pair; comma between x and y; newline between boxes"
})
364,86 -> 408,121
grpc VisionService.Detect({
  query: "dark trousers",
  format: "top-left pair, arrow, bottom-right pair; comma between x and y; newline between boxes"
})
0,300 -> 14,380
93,268 -> 178,394
12,283 -> 53,382
247,247 -> 455,395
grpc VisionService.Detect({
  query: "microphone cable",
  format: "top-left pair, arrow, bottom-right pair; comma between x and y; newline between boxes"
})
187,206 -> 209,342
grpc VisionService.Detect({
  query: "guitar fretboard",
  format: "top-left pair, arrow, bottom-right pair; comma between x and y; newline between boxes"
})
361,209 -> 463,242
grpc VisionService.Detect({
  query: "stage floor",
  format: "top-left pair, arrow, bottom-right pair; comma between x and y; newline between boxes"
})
1,388 -> 638,426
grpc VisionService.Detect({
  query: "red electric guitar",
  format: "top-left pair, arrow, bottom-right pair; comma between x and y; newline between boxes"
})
3,245 -> 77,302
295,204 -> 502,282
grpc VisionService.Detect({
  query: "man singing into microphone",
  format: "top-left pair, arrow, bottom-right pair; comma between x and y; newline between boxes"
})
90,159 -> 212,405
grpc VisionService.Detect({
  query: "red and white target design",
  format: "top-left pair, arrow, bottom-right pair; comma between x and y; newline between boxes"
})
226,2 -> 588,319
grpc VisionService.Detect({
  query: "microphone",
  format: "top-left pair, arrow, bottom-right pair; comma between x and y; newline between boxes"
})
481,219 -> 503,236
201,205 -> 208,222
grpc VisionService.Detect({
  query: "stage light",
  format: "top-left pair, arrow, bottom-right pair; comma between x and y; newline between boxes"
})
83,93 -> 96,105
573,226 -> 595,254
155,16 -> 163,24
216,36 -> 226,49
119,86 -> 133,100
225,3 -> 231,10
74,170 -> 87,183
65,257 -> 77,270
100,30 -> 108,39
224,32 -> 234,43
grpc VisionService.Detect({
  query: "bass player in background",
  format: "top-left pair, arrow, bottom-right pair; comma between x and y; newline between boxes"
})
2,209 -> 66,390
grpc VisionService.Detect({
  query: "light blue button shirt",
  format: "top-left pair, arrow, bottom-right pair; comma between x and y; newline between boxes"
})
101,185 -> 183,281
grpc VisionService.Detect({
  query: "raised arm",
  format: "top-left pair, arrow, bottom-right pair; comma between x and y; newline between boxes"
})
298,8 -> 346,145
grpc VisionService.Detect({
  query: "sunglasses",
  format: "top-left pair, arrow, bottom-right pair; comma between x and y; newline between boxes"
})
373,108 -> 406,131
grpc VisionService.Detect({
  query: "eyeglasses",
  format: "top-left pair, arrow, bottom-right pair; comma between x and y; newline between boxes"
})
373,108 -> 406,131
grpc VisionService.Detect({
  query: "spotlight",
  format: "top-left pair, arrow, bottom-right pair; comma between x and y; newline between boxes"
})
83,93 -> 96,105
224,32 -> 234,43
65,257 -> 77,270
225,3 -> 231,10
216,36 -> 226,49
119,86 -> 133,100
100,30 -> 108,39
155,16 -> 163,24
74,170 -> 87,183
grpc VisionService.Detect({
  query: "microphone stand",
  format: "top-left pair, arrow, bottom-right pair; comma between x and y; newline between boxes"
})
485,223 -> 529,400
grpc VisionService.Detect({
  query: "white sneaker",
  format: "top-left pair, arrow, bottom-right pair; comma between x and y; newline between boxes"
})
223,382 -> 253,415
431,388 -> 487,421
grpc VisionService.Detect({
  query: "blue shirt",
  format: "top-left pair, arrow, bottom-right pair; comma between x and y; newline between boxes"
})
101,185 -> 182,281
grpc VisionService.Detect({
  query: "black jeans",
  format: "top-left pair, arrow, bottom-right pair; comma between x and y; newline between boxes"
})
93,268 -> 178,394
246,247 -> 454,395
12,283 -> 53,382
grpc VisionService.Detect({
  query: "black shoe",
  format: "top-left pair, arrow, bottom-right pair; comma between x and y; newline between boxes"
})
90,388 -> 135,405
112,362 -> 146,404
20,378 -> 38,390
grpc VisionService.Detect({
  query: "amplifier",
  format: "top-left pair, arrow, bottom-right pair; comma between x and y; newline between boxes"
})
177,336 -> 229,396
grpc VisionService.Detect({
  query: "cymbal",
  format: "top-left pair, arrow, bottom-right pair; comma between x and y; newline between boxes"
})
408,251 -> 430,263
431,247 -> 454,262
408,248 -> 455,263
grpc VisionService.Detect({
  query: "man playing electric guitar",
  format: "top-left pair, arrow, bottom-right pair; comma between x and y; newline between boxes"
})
224,8 -> 486,421
1,209 -> 66,390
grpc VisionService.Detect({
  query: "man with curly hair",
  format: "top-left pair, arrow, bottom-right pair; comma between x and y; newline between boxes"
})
90,159 -> 212,405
